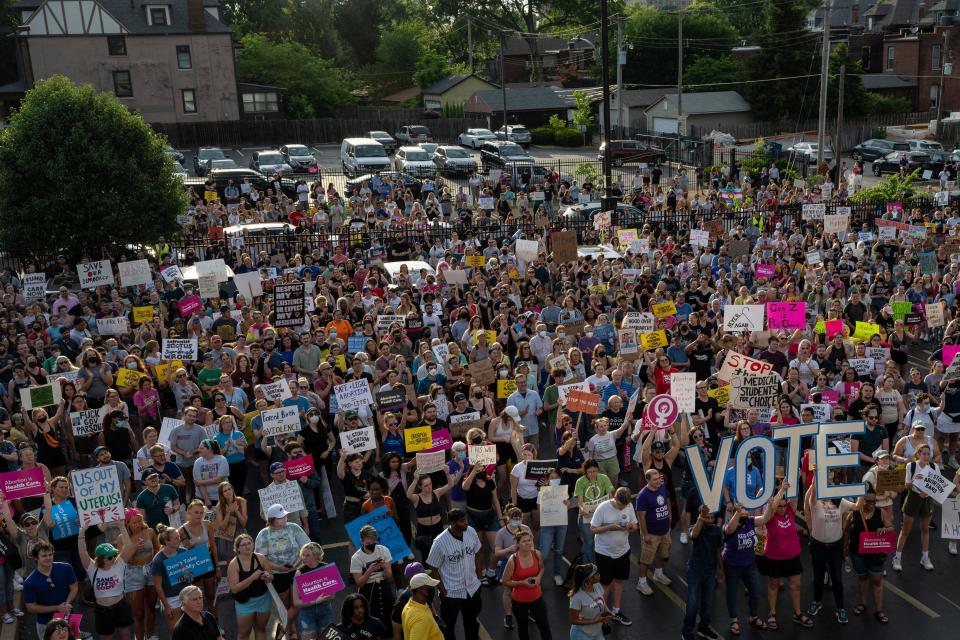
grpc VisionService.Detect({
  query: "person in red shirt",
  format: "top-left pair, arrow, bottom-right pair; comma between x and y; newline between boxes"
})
652,353 -> 678,395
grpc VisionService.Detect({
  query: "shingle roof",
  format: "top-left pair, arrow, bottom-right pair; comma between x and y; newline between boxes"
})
17,0 -> 231,34
422,74 -> 496,96
862,73 -> 917,89
645,91 -> 751,115
617,88 -> 671,108
468,86 -> 573,112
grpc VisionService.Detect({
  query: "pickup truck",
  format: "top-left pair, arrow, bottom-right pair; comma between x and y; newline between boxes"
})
395,125 -> 433,144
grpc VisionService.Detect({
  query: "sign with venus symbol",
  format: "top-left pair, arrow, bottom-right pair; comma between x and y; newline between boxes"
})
643,394 -> 679,429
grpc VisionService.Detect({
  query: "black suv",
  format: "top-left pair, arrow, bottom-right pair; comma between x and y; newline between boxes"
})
479,141 -> 533,171
852,139 -> 910,162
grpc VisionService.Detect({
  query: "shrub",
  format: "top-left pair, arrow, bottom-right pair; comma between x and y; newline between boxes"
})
530,126 -> 555,145
554,128 -> 585,147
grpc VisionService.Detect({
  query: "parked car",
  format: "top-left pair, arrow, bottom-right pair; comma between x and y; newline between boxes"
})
205,158 -> 238,172
418,142 -> 438,156
786,141 -> 833,164
852,138 -> 910,161
172,161 -> 188,181
193,147 -> 227,176
577,245 -> 625,261
928,151 -> 960,179
480,141 -> 533,170
433,145 -> 477,176
340,138 -> 391,177
598,140 -> 666,166
497,125 -> 532,146
395,125 -> 433,144
871,151 -> 929,176
165,145 -> 185,164
249,150 -> 293,175
458,128 -> 498,149
906,139 -> 945,153
394,146 -> 437,178
562,203 -> 644,226
368,131 -> 397,154
344,172 -> 424,198
279,144 -> 319,174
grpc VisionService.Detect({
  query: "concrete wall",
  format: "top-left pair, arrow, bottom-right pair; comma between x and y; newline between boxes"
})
26,33 -> 239,123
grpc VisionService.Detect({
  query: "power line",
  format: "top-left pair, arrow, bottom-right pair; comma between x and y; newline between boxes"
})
625,73 -> 821,89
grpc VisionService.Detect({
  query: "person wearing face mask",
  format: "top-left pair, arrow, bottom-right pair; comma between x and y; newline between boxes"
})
24,407 -> 68,477
76,349 -> 113,408
538,469 -> 569,587
350,525 -> 395,630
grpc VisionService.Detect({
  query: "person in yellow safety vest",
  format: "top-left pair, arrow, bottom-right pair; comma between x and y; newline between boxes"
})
153,236 -> 171,259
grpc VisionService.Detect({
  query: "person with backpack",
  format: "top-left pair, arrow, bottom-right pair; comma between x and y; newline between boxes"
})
893,444 -> 939,571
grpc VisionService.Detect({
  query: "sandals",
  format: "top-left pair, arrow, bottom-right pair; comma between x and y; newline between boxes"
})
766,614 -> 779,630
853,603 -> 867,616
792,613 -> 814,628
748,616 -> 768,630
875,611 -> 889,624
729,620 -> 741,636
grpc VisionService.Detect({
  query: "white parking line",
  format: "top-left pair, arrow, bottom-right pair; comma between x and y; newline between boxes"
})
235,149 -> 244,157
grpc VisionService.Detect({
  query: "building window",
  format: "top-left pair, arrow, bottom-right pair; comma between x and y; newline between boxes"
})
182,89 -> 197,113
887,46 -> 895,70
146,5 -> 169,26
933,44 -> 942,70
242,91 -> 279,113
930,85 -> 940,109
107,36 -> 126,56
177,45 -> 192,69
112,70 -> 132,97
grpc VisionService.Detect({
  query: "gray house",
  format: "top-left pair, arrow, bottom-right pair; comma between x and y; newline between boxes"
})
643,91 -> 752,135
11,0 -> 240,123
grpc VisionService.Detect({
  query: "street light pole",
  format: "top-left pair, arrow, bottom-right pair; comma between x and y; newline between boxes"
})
600,0 -> 613,204
816,0 -> 831,167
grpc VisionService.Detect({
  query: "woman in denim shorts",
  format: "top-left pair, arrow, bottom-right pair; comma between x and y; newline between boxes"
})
122,509 -> 160,640
292,542 -> 336,639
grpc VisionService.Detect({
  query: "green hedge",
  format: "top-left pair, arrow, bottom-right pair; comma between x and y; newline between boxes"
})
553,128 -> 585,146
530,126 -> 554,145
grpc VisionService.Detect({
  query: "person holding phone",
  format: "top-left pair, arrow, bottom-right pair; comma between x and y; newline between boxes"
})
567,563 -> 612,640
350,525 -> 395,630
502,530 -> 551,640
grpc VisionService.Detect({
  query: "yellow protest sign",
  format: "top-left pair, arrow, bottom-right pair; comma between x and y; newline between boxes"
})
154,360 -> 185,384
617,228 -> 639,244
588,284 -> 607,294
814,319 -> 825,334
852,321 -> 880,342
640,330 -> 668,351
404,426 -> 433,452
133,306 -> 154,324
470,330 -> 498,346
242,410 -> 260,442
466,255 -> 486,267
335,355 -> 347,371
708,385 -> 730,407
497,380 -> 518,399
204,190 -> 218,202
652,301 -> 677,319
508,269 -> 521,280
116,368 -> 144,388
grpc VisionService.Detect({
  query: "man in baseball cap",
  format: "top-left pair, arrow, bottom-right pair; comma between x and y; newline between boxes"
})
401,574 -> 443,640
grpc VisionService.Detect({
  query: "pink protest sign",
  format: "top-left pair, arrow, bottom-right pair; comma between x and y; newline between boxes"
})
52,613 -> 82,637
642,394 -> 679,429
858,531 -> 896,554
766,302 -> 806,330
886,202 -> 903,215
0,467 -> 46,500
825,319 -> 844,338
844,382 -> 861,409
295,564 -> 345,604
282,455 -> 315,480
755,264 -> 776,279
177,295 -> 202,318
809,389 -> 839,406
425,428 -> 453,453
943,345 -> 960,366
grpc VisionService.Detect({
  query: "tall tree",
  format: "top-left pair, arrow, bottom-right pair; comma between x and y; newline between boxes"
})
0,76 -> 183,261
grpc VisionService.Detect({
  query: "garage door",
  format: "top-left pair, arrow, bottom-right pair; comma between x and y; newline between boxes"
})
653,117 -> 678,134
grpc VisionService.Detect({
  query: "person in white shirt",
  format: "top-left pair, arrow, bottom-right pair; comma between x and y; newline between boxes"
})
589,487 -> 638,626
427,509 -> 483,640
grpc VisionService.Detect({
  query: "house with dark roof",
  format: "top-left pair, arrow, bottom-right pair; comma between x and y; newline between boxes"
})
464,86 -> 575,128
9,0 -> 239,123
421,74 -> 497,110
642,91 -> 752,135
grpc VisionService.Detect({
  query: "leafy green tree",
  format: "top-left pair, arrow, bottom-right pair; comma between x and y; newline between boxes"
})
683,55 -> 746,93
0,76 -> 183,261
221,0 -> 343,60
236,34 -> 355,117
375,22 -> 430,74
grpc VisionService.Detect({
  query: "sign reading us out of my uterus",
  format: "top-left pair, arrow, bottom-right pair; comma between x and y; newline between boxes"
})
685,420 -> 867,512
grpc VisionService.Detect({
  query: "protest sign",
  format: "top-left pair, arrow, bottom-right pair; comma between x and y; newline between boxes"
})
197,274 -> 219,300
444,269 -> 468,285
538,485 -> 569,527
23,273 -> 47,301
339,427 -> 376,454
164,546 -> 215,583
49,501 -> 80,540
708,385 -> 729,406
177,295 -> 202,318
801,403 -> 832,422
802,203 -> 825,220
469,444 -> 497,466
516,239 -> 539,262
866,347 -> 890,373
704,218 -> 725,239
375,315 -> 406,334
547,355 -> 574,381
724,305 -> 765,332
274,282 -> 306,328
20,383 -> 62,410
875,468 -> 905,494
258,481 -> 305,517
70,409 -> 102,437
261,379 -> 292,402
478,196 -> 495,209
71,465 -> 123,526
811,389 -> 839,406
496,379 -> 518,399
194,259 -> 229,283
942,499 -> 960,540
77,260 -> 113,289
717,352 -> 773,384
465,255 -> 486,267
0,468 -> 46,500
652,301 -> 677,319
295,565 -> 345,605
404,426 -> 433,452
639,330 -> 667,351
565,390 -> 601,414
642,395 -> 680,429
689,229 -> 710,248
158,417 -> 182,448
766,302 -> 806,330
823,213 -> 850,235
469,359 -> 497,385
942,345 -> 960,366
915,466 -> 957,504
416,450 -> 446,474
334,379 -> 373,411
858,532 -> 896,554
282,455 -> 315,480
425,428 -> 453,453
919,251 -> 938,276
729,372 -> 781,410
118,260 -> 152,288
449,411 -> 483,438
824,319 -> 844,338
432,344 -> 449,371
115,367 -> 143,388
233,271 -> 263,300
755,263 -> 776,279
852,321 -> 880,341
344,506 -> 411,560
376,389 -> 406,413
132,306 -> 154,325
347,336 -> 370,354
925,302 -> 945,328
161,339 -> 197,361
552,231 -> 578,263
557,382 -> 589,404
621,312 -> 654,332
524,459 -> 557,480
806,250 -> 822,266
670,372 -> 697,413
848,358 -> 875,376
160,265 -> 183,283
259,406 -> 300,438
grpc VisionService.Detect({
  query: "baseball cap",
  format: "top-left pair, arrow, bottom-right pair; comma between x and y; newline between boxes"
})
409,573 -> 441,590
266,504 -> 289,519
345,409 -> 359,419
873,449 -> 891,460
404,562 -> 424,579
269,462 -> 285,474
95,543 -> 118,558
504,405 -> 520,419
652,441 -> 667,452
93,446 -> 108,457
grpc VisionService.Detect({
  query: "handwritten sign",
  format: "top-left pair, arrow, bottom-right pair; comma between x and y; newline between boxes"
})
415,450 -> 446,474
163,546 -> 215,583
825,319 -> 844,338
77,260 -> 113,289
162,339 -> 198,361
22,273 -> 47,301
259,406 -> 300,438
339,426 -> 376,454
404,426 -> 433,452
469,444 -> 497,466
71,465 -> 123,526
802,203 -> 825,220
160,265 -> 183,283
552,231 -> 578,263
48,501 -> 80,540
274,282 -> 306,328
449,411 -> 483,438
724,305 -> 765,332
261,379 -> 293,402
852,321 -> 880,342
118,259 -> 152,288
916,466 -> 957,504
689,229 -> 710,248
70,409 -> 103,436
538,484 -> 569,527
0,467 -> 46,500
621,312 -> 654,332
848,358 -> 875,376
258,481 -> 305,517
670,372 -> 696,413
334,379 -> 373,411
766,302 -> 806,330
942,499 -> 960,540
730,372 -> 781,410
295,564 -> 345,604
717,352 -> 773,384
20,383 -> 62,410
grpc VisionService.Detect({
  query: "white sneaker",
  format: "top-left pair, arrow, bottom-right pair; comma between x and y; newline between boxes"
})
554,575 -> 564,587
892,555 -> 903,571
653,572 -> 672,585
921,556 -> 934,571
680,532 -> 689,544
636,579 -> 654,595
950,542 -> 958,556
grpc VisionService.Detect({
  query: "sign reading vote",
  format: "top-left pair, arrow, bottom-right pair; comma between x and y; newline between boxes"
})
163,546 -> 215,583
71,465 -> 123,526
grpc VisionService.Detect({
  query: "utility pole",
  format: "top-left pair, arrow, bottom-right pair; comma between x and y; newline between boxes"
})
499,30 -> 508,130
467,16 -> 473,74
835,64 -> 845,160
600,0 -> 614,209
937,30 -> 951,130
616,16 -> 625,136
817,0 -> 831,167
677,11 -> 683,137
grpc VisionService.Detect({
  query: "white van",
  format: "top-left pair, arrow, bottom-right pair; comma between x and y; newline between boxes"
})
340,138 -> 391,177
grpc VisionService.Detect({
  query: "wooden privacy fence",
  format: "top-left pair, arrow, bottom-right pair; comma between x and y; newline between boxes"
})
152,117 -> 484,148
